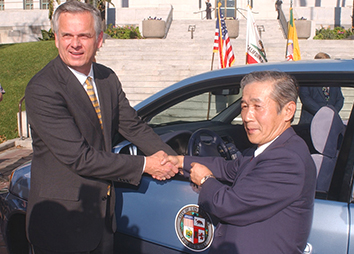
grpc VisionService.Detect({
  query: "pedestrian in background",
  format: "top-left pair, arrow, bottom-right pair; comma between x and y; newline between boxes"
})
0,84 -> 5,102
206,0 -> 212,19
298,52 -> 344,124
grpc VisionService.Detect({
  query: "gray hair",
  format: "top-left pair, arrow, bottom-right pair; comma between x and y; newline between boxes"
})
240,71 -> 298,114
52,0 -> 102,39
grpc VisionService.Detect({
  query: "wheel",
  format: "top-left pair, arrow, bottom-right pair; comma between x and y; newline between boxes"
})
187,129 -> 231,160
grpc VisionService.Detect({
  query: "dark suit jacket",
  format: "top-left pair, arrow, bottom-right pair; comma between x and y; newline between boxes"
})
183,128 -> 316,254
25,56 -> 175,252
299,86 -> 344,124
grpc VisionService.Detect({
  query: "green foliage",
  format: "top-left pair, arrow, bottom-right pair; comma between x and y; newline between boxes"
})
48,0 -> 61,20
313,26 -> 353,40
104,24 -> 142,39
0,41 -> 58,141
39,28 -> 55,41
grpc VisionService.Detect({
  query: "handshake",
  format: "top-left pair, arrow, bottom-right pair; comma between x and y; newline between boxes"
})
144,151 -> 183,181
144,151 -> 214,186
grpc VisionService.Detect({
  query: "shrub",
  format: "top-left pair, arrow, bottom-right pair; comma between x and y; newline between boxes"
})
104,24 -> 142,39
39,28 -> 55,41
314,26 -> 353,40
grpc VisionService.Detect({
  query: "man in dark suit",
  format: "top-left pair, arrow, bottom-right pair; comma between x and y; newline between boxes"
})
299,52 -> 344,124
25,1 -> 177,253
167,71 -> 317,253
205,0 -> 212,19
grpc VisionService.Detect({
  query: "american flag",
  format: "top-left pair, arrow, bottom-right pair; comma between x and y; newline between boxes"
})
213,6 -> 235,68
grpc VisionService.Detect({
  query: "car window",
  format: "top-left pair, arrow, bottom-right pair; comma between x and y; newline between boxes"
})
293,86 -> 351,125
149,92 -> 242,125
293,85 -> 354,199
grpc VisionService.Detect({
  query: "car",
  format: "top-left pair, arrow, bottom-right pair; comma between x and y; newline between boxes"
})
1,59 -> 354,254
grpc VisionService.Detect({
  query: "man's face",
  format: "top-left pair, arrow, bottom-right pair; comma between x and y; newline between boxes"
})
55,11 -> 103,75
241,81 -> 294,146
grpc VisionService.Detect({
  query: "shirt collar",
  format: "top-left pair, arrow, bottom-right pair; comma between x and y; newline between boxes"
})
67,65 -> 94,85
254,136 -> 279,157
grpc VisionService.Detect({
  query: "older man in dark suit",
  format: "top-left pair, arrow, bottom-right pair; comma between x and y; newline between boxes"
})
168,71 -> 317,254
25,1 -> 177,253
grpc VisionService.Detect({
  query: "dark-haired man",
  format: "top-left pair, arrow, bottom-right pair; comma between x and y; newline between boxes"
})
168,71 -> 316,253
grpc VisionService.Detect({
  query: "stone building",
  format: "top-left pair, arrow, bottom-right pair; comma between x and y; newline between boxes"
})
0,0 -> 352,44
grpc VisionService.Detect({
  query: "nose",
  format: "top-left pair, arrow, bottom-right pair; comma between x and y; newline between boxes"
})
71,36 -> 81,48
241,107 -> 254,123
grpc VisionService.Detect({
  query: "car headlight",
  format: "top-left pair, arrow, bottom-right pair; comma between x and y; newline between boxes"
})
8,162 -> 31,200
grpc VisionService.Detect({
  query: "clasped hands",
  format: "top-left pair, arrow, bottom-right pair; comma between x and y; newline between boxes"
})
145,151 -> 213,185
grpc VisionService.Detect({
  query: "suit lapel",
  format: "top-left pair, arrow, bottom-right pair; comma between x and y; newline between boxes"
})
233,148 -> 255,184
233,128 -> 296,184
55,57 -> 105,143
94,65 -> 112,152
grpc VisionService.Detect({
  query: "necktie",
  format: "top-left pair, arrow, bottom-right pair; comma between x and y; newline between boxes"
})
85,77 -> 103,129
322,87 -> 330,101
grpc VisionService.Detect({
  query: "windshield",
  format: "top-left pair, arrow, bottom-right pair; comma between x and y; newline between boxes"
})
149,92 -> 242,125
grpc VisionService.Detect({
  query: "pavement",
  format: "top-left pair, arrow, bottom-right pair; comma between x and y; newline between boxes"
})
0,138 -> 33,254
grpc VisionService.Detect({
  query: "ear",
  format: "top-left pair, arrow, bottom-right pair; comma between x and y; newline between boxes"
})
283,101 -> 296,122
54,33 -> 59,49
97,31 -> 104,49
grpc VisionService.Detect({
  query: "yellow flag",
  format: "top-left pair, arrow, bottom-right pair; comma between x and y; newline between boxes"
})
286,8 -> 301,61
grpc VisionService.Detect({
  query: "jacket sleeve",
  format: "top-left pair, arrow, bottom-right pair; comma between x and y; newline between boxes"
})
113,75 -> 176,156
26,69 -> 144,186
196,147 -> 307,226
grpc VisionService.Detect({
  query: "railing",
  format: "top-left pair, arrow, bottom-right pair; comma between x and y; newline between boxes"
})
163,5 -> 174,39
278,7 -> 288,39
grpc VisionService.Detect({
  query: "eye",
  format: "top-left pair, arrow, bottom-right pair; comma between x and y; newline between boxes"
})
241,104 -> 248,110
79,34 -> 94,40
62,33 -> 72,38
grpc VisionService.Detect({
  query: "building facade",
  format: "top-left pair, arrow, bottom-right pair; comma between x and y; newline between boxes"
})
0,0 -> 352,44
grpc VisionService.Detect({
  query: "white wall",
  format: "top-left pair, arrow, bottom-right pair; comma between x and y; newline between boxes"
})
0,0 -> 352,44
0,10 -> 50,44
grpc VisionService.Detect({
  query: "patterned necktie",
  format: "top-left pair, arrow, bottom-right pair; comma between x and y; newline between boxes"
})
85,77 -> 103,129
322,87 -> 330,101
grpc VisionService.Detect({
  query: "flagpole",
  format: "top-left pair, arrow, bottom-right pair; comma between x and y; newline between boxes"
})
207,52 -> 214,119
208,5 -> 219,120
245,5 -> 250,64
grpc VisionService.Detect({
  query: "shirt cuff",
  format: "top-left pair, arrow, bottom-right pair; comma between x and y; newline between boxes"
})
142,156 -> 146,174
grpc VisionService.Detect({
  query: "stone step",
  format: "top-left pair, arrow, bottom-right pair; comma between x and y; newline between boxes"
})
96,18 -> 354,106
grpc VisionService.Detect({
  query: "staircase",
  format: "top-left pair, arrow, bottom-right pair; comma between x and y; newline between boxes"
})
96,19 -> 354,107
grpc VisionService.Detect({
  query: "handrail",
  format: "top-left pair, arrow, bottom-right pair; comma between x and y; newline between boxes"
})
163,5 -> 173,39
278,7 -> 288,39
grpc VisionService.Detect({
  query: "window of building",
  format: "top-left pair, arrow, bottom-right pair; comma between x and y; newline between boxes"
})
122,0 -> 129,8
0,0 -> 4,10
216,0 -> 237,18
41,0 -> 49,9
24,0 -> 33,9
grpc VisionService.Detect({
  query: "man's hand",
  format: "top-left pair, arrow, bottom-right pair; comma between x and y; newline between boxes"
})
164,155 -> 184,169
145,151 -> 179,181
190,162 -> 213,186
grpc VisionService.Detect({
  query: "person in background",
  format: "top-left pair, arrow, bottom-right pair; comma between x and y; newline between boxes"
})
298,52 -> 344,124
275,0 -> 283,19
0,84 -> 5,102
167,71 -> 316,254
25,1 -> 178,253
206,0 -> 212,19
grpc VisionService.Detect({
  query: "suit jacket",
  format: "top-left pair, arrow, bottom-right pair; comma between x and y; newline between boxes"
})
25,56 -> 175,252
299,86 -> 344,124
183,128 -> 316,254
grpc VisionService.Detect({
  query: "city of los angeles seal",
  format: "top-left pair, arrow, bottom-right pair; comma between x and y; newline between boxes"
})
175,204 -> 214,252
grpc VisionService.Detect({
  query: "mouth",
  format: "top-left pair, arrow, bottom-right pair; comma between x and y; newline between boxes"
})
69,51 -> 84,57
245,126 -> 258,135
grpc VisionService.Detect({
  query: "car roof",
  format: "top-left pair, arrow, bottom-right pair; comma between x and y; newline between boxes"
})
136,59 -> 354,119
